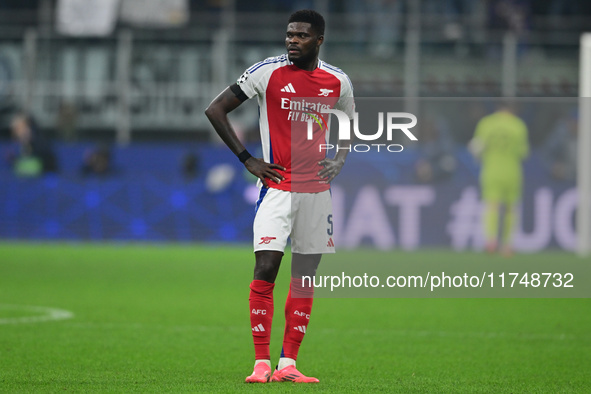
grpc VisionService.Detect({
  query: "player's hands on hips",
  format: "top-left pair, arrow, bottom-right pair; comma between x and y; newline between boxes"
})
318,157 -> 345,183
244,157 -> 285,188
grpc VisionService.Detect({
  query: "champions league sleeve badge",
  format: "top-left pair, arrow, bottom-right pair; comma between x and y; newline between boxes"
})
237,71 -> 250,84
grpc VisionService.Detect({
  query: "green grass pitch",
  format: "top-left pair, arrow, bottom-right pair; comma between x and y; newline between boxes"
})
0,243 -> 589,392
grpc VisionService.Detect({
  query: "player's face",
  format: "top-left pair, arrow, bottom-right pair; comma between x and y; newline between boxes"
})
285,22 -> 323,65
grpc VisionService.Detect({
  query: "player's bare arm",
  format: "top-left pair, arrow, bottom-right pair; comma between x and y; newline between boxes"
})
205,87 -> 285,188
317,119 -> 353,183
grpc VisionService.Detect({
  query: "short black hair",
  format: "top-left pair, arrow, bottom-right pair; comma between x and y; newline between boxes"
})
288,9 -> 325,37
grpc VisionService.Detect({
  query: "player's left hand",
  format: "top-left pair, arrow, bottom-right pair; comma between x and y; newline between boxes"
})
317,157 -> 345,183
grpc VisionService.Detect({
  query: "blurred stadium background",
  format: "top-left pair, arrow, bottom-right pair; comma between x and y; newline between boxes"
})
0,0 -> 589,251
2,2 -> 591,392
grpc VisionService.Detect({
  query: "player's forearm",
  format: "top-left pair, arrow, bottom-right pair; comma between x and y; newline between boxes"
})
205,108 -> 245,156
334,139 -> 350,164
333,119 -> 354,164
204,88 -> 246,156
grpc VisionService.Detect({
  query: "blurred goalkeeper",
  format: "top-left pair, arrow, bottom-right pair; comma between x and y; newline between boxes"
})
469,102 -> 529,256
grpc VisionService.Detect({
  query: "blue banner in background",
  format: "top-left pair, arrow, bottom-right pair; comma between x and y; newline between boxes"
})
0,142 -> 257,243
0,142 -> 577,251
331,150 -> 577,252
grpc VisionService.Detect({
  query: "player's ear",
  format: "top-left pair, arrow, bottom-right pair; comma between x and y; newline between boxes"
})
316,35 -> 324,47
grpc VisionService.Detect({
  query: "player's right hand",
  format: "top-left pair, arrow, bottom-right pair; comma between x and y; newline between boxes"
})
244,157 -> 285,188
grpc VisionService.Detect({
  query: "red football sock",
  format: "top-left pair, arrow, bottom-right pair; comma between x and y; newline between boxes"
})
282,277 -> 314,360
249,279 -> 275,360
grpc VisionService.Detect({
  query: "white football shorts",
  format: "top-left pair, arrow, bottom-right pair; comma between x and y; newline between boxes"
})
253,188 -> 335,254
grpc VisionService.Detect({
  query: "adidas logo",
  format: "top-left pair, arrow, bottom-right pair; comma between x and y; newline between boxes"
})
294,325 -> 307,333
327,238 -> 334,247
280,83 -> 296,93
252,323 -> 265,332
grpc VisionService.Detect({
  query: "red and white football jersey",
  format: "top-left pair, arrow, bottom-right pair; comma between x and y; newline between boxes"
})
237,54 -> 355,193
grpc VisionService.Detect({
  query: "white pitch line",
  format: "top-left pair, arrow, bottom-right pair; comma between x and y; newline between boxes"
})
0,304 -> 74,325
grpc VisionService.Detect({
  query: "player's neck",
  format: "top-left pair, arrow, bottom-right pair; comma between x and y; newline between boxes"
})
292,57 -> 318,72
